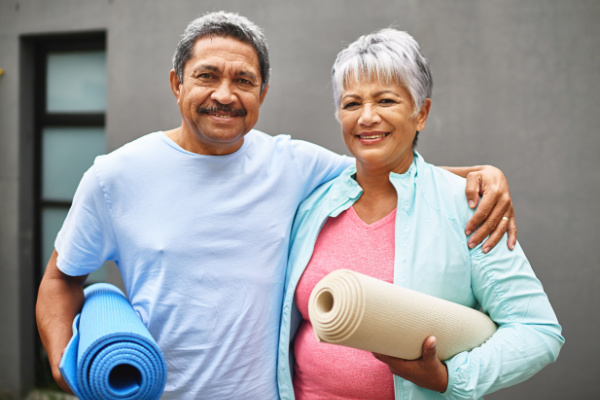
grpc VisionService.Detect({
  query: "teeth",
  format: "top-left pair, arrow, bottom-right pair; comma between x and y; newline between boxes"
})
212,114 -> 233,118
359,133 -> 387,139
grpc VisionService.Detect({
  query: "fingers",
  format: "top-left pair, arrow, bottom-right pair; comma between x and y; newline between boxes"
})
464,173 -> 482,210
464,185 -> 501,238
373,338 -> 448,393
463,165 -> 517,252
372,352 -> 404,366
467,197 -> 509,248
421,336 -> 438,361
481,208 -> 517,252
464,202 -> 489,237
507,216 -> 517,250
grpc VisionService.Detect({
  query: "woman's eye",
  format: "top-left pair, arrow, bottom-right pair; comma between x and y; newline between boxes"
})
343,101 -> 360,109
380,98 -> 395,105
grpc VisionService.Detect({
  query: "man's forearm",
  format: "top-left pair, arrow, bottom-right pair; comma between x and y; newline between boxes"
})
439,165 -> 486,179
36,250 -> 86,391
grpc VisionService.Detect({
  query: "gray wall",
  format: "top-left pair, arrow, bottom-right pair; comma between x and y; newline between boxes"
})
1,0 -> 598,398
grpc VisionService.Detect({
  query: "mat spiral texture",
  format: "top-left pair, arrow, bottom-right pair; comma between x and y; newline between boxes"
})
59,283 -> 167,400
308,269 -> 497,360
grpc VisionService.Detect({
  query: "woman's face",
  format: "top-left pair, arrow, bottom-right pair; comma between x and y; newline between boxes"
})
338,76 -> 430,175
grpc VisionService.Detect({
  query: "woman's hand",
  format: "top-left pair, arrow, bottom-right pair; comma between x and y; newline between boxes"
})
464,165 -> 517,253
372,336 -> 448,393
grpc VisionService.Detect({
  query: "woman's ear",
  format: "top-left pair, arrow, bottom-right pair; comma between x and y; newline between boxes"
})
416,98 -> 432,131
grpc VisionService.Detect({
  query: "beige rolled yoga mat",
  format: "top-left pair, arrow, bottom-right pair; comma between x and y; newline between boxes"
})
308,269 -> 497,361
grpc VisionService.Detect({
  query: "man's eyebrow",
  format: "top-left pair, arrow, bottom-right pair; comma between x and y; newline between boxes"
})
191,65 -> 257,82
192,65 -> 220,74
238,70 -> 258,82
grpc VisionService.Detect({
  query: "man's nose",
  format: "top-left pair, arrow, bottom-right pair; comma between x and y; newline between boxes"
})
211,80 -> 236,104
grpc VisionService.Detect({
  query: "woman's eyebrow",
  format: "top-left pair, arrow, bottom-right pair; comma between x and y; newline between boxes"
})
374,90 -> 399,97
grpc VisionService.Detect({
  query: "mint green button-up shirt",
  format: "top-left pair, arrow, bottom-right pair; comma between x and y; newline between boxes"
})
277,152 -> 563,400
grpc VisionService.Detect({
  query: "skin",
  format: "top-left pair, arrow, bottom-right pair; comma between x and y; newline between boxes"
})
339,76 -> 430,223
445,165 -> 516,252
373,336 -> 448,393
337,75 -> 451,391
36,250 -> 86,394
36,35 -> 270,395
340,75 -> 516,250
36,34 -> 515,395
166,36 -> 269,155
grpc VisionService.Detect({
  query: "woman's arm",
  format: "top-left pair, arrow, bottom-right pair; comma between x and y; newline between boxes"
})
441,165 -> 517,253
443,237 -> 564,398
372,237 -> 563,397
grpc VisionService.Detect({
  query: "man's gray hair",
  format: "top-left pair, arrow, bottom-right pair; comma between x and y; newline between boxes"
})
331,28 -> 432,116
173,11 -> 270,93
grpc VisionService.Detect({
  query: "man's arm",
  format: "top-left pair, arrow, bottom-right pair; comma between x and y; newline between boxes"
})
36,249 -> 87,394
441,165 -> 517,253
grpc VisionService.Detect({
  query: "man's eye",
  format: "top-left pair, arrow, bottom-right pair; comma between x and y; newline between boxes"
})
343,102 -> 360,109
238,78 -> 253,85
197,73 -> 213,79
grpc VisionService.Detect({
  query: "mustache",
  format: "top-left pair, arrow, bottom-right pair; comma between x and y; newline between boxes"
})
197,104 -> 247,117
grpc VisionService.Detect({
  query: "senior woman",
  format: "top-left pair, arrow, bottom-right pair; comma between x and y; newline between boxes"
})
277,29 -> 563,400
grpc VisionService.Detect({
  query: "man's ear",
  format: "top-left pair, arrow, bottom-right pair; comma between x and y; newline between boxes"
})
169,69 -> 182,104
259,84 -> 270,105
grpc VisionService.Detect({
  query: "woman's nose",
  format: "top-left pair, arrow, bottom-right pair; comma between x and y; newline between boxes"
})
358,104 -> 381,126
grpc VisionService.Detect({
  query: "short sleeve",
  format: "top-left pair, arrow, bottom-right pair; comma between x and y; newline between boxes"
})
287,139 -> 353,200
55,165 -> 118,276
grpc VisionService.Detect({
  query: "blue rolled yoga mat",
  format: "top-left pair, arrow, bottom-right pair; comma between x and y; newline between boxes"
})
59,283 -> 167,400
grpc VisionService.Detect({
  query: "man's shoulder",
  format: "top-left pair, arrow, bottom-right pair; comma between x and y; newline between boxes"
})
297,166 -> 355,212
248,129 -> 331,151
247,129 -> 345,164
96,131 -> 162,162
91,132 -> 164,180
247,129 -> 292,146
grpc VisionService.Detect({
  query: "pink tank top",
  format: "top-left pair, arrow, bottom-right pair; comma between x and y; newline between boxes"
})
293,206 -> 396,400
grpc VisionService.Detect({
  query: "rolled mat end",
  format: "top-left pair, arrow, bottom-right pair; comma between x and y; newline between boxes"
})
308,269 -> 497,361
59,283 -> 167,400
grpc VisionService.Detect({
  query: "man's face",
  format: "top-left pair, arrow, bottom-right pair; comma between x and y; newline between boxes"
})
171,36 -> 268,155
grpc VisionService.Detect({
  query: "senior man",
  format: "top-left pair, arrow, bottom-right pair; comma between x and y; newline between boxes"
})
37,11 -> 516,399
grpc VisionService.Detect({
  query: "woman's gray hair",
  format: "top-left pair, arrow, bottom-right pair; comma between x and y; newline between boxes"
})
332,28 -> 432,116
173,11 -> 270,93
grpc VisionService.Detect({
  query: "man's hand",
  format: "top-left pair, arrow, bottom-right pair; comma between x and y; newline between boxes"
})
50,350 -> 73,394
373,336 -> 448,393
464,165 -> 517,253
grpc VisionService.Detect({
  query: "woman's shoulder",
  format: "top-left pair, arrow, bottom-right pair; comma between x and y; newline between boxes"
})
418,156 -> 474,222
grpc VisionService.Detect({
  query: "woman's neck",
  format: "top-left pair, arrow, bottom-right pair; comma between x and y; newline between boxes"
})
353,168 -> 398,225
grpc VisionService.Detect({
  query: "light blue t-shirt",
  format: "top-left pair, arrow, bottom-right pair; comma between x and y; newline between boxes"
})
55,130 -> 351,399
